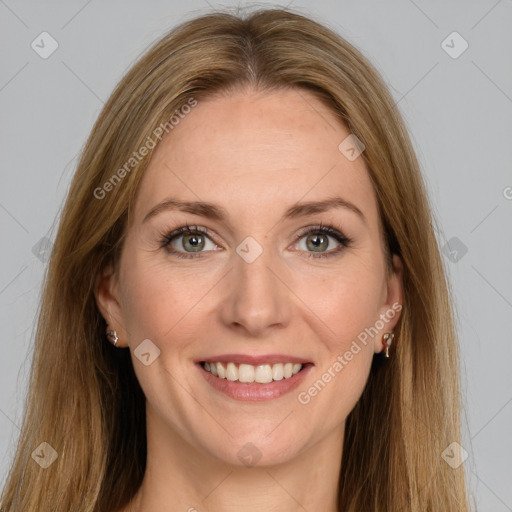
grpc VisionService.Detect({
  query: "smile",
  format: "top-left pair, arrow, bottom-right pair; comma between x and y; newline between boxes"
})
197,357 -> 313,401
202,361 -> 303,383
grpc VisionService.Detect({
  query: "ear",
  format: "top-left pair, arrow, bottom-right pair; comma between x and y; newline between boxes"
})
94,265 -> 128,347
374,254 -> 403,354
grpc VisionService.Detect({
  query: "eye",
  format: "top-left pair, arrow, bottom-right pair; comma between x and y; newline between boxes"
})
160,223 -> 352,260
160,224 -> 219,259
292,224 -> 352,259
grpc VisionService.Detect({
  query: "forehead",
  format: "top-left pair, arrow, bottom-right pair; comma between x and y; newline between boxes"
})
135,88 -> 378,226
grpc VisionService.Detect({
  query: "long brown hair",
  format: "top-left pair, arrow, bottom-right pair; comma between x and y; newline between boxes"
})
1,7 -> 470,511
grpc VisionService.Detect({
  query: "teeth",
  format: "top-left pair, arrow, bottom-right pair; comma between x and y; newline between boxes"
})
202,361 -> 304,383
272,363 -> 284,381
238,364 -> 255,383
216,362 -> 225,379
226,362 -> 238,381
254,364 -> 273,384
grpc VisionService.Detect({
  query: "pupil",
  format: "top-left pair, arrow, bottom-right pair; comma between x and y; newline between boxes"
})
184,234 -> 204,252
308,234 -> 327,252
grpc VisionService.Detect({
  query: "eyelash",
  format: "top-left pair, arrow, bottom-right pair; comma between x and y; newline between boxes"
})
159,222 -> 353,260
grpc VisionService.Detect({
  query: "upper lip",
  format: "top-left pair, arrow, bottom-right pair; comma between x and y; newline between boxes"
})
196,354 -> 312,365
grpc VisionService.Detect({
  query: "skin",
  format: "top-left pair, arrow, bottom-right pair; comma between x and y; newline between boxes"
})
95,87 -> 403,512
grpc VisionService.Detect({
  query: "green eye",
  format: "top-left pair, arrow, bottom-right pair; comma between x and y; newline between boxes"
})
161,223 -> 352,260
161,224 -> 218,258
294,226 -> 352,259
304,232 -> 330,252
178,232 -> 206,252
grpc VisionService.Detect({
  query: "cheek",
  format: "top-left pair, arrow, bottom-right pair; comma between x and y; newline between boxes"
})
293,260 -> 383,409
295,270 -> 378,422
117,252 -> 206,413
305,260 -> 384,346
118,250 -> 198,342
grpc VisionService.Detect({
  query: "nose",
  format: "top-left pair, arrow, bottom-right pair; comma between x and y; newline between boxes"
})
218,244 -> 291,337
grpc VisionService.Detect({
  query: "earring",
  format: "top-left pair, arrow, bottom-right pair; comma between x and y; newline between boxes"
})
382,332 -> 394,358
106,329 -> 119,347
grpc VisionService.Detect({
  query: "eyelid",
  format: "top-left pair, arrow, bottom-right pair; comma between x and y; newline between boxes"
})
293,223 -> 349,241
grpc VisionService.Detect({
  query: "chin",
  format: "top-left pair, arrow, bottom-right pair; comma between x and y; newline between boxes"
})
197,428 -> 308,469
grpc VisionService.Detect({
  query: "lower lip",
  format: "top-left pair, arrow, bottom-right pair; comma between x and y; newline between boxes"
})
198,363 -> 313,401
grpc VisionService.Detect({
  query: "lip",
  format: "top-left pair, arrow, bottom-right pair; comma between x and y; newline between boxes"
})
197,361 -> 314,402
195,353 -> 311,365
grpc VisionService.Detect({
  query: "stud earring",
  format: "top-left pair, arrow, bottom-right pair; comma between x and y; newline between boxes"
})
106,329 -> 119,347
382,332 -> 394,358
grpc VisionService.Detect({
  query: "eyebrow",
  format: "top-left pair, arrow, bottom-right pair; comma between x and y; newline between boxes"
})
143,196 -> 366,224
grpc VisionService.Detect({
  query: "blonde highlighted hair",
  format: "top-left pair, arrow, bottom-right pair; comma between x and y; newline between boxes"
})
1,7 -> 469,511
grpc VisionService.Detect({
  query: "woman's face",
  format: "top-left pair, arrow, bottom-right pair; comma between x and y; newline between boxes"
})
96,87 -> 402,467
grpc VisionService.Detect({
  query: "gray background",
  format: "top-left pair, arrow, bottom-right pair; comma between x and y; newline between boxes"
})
1,0 -> 511,510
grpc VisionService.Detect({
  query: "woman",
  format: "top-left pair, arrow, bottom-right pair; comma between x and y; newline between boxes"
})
0,7 -> 470,511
